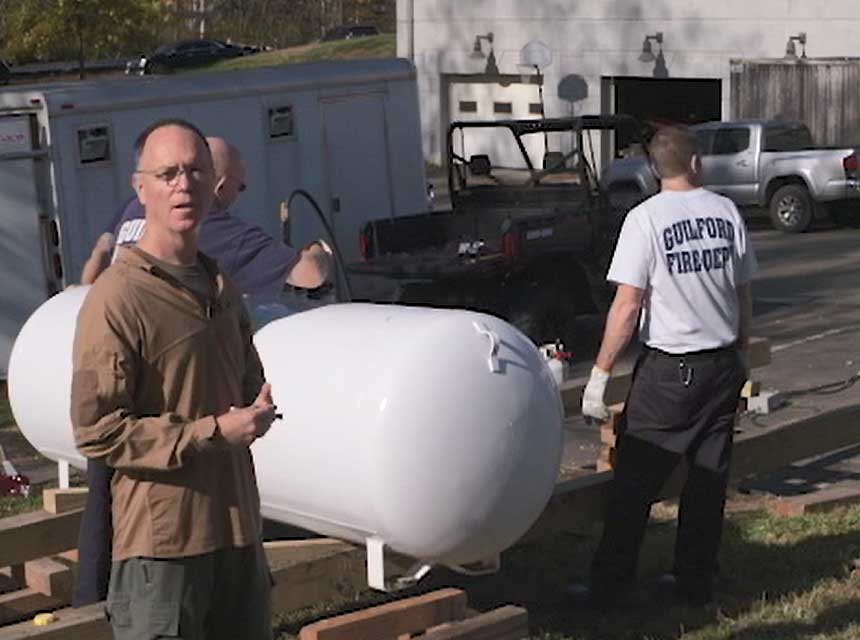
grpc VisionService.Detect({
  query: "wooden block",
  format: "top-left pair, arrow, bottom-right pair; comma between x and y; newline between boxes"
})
270,545 -> 367,615
741,380 -> 761,398
607,403 -> 625,425
298,588 -> 468,640
423,606 -> 529,640
56,550 -> 79,564
599,426 -> 617,447
0,574 -> 17,596
25,558 -> 72,601
767,485 -> 860,518
42,489 -> 88,515
264,538 -> 354,567
0,602 -> 111,639
0,510 -> 82,568
596,446 -> 616,472
9,566 -> 25,586
0,588 -> 65,626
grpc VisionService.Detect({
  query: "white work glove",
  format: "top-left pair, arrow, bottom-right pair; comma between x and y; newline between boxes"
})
581,366 -> 611,424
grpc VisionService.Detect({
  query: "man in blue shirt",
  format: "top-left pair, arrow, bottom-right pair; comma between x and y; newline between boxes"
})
73,136 -> 330,607
81,137 -> 329,294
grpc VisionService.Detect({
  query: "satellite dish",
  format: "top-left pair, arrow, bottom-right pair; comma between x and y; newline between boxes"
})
520,40 -> 553,70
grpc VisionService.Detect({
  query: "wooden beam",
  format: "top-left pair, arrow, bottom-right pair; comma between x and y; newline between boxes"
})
0,511 -> 81,568
731,405 -> 860,481
0,602 -> 110,640
560,337 -> 771,415
24,559 -> 72,601
41,489 -> 88,515
527,403 -> 860,539
298,588 -> 468,640
767,484 -> 860,517
423,606 -> 529,640
0,588 -> 65,627
269,543 -> 367,615
263,538 -> 354,567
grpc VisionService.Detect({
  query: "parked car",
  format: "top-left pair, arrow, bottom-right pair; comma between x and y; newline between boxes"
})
321,24 -> 380,42
126,39 -> 250,75
604,119 -> 860,232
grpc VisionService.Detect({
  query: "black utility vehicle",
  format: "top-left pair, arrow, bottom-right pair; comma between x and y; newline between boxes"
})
350,115 -> 646,345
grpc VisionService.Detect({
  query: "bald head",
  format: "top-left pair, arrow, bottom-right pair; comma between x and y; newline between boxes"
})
207,136 -> 247,211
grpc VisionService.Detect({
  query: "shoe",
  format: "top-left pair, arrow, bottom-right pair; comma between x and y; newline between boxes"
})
654,573 -> 715,608
566,582 -> 641,611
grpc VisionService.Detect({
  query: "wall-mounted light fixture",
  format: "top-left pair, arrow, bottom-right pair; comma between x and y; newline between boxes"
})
471,33 -> 494,59
471,32 -> 499,76
785,32 -> 807,60
638,32 -> 664,63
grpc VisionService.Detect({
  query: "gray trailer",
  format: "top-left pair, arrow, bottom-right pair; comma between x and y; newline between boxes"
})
0,59 -> 428,378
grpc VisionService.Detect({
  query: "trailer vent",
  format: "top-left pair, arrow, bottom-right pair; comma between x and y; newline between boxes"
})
268,106 -> 294,139
77,126 -> 111,164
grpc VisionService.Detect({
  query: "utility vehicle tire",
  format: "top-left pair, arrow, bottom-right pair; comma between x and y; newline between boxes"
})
505,285 -> 578,347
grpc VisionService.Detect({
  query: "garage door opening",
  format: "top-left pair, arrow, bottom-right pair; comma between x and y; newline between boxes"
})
611,77 -> 721,147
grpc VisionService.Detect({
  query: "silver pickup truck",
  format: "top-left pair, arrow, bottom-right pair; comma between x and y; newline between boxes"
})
604,120 -> 860,232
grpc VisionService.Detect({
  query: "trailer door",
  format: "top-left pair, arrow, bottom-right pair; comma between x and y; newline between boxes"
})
0,114 -> 54,379
321,94 -> 394,264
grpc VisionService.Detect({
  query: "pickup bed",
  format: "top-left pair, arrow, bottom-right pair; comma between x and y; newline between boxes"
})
349,115 -> 643,345
604,119 -> 860,232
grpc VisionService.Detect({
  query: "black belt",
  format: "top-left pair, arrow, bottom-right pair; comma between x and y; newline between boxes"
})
644,343 -> 737,363
643,344 -> 737,387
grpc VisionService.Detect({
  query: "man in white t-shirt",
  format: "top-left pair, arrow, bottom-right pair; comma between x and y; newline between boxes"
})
571,125 -> 757,609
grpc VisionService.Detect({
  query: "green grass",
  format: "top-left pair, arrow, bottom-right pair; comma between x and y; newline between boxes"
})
211,33 -> 395,72
0,387 -> 42,518
0,493 -> 41,518
272,505 -> 860,640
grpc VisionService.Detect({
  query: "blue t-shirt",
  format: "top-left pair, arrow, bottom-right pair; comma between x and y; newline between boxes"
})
111,199 -> 299,296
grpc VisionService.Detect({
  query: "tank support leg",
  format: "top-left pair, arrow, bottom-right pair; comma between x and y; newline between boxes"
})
366,536 -> 433,592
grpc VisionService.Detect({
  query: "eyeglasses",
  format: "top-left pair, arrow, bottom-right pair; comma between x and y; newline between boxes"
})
135,164 -> 209,186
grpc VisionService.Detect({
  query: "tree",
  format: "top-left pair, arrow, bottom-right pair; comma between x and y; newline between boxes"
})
5,0 -> 159,77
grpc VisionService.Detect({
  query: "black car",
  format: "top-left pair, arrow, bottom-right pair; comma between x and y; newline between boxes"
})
129,39 -> 248,75
321,24 -> 380,42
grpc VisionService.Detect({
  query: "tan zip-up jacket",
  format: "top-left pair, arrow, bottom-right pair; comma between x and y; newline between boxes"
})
71,246 -> 265,561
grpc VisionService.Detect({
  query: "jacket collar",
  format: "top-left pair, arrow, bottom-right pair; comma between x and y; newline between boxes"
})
116,245 -> 225,299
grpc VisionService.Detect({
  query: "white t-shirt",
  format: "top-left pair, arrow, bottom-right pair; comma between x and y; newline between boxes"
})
606,188 -> 757,354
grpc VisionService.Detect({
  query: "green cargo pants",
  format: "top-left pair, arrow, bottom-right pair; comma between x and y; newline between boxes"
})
105,544 -> 273,640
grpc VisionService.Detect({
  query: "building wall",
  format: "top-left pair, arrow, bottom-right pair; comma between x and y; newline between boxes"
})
397,0 -> 860,164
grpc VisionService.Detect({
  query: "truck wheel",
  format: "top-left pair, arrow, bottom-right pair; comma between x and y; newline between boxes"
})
769,184 -> 813,233
506,286 -> 577,347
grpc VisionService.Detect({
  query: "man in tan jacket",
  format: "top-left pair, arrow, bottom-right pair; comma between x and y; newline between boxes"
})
71,118 -> 276,639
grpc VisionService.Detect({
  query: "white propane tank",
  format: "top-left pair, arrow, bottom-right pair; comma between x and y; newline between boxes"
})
7,286 -> 89,469
8,290 -> 565,590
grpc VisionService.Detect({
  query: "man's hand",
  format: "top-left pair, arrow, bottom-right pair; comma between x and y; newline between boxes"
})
582,366 -> 611,424
215,383 -> 276,447
286,240 -> 332,289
